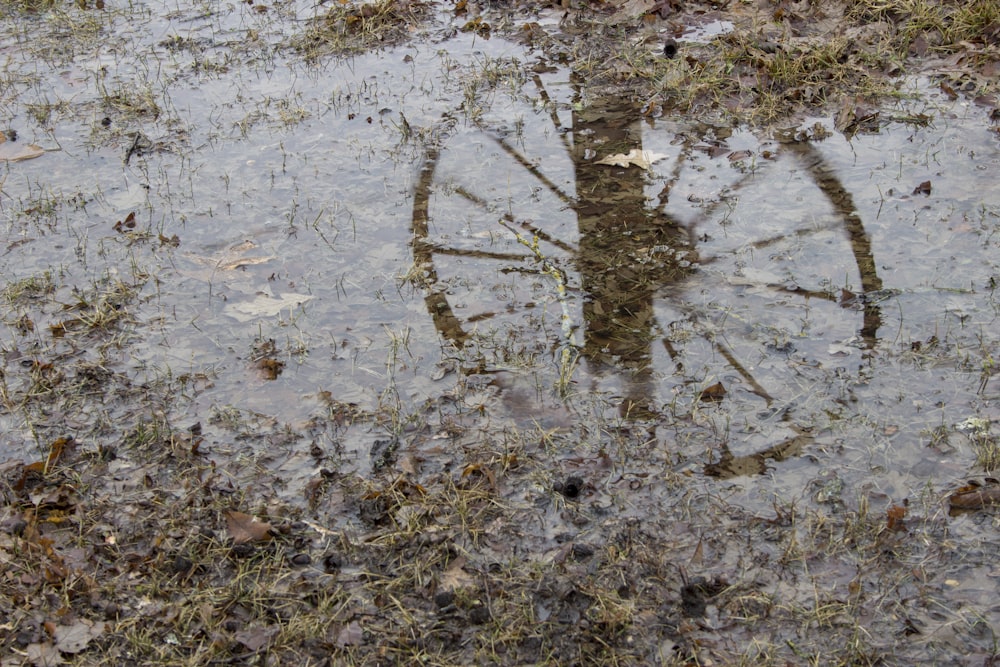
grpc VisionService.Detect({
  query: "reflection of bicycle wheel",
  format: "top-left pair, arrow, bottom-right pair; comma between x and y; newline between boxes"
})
411,77 -> 888,474
411,119 -> 579,359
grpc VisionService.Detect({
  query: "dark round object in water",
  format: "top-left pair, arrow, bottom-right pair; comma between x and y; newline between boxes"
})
559,475 -> 584,499
663,38 -> 678,59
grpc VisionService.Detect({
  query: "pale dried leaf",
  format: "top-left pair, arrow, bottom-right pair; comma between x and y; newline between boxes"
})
335,621 -> 363,647
224,292 -> 314,322
26,642 -> 63,667
607,0 -> 656,24
225,510 -> 273,544
234,625 -> 279,652
0,142 -> 45,162
53,619 -> 105,654
594,149 -> 667,169
439,556 -> 475,592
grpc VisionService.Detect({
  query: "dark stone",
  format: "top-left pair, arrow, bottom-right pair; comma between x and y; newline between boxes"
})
434,590 -> 455,608
468,605 -> 492,624
322,552 -> 342,573
171,555 -> 194,575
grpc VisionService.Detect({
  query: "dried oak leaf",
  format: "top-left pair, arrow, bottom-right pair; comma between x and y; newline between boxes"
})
439,556 -> 476,592
225,510 -> 273,544
594,148 -> 667,169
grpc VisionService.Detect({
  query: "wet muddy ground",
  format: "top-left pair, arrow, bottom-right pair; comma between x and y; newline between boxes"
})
1,0 -> 1000,664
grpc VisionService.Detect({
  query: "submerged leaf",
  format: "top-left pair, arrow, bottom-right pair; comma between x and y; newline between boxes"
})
0,141 -> 45,162
948,480 -> 1000,510
225,510 -> 273,544
224,292 -> 314,321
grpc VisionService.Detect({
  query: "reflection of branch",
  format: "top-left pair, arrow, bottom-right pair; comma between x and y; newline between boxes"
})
412,143 -> 469,348
784,141 -> 884,345
452,185 -> 577,254
704,427 -> 812,478
711,339 -> 775,405
479,130 -> 576,208
531,74 -> 573,155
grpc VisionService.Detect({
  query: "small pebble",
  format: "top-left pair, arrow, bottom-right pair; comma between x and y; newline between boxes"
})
468,605 -> 492,624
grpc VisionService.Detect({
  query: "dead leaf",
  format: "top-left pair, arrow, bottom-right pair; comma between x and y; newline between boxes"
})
912,180 -> 932,196
53,619 -> 105,654
224,292 -> 314,322
949,480 -> 1000,510
0,141 -> 45,162
439,556 -> 476,592
886,504 -> 906,531
594,148 -> 667,170
113,211 -> 136,233
26,642 -> 63,666
225,510 -> 273,544
700,382 -> 726,402
234,625 -> 279,652
45,436 -> 75,473
335,620 -> 363,647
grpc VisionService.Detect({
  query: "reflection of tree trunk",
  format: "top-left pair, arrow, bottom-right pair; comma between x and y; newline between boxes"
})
571,100 -> 690,416
785,141 -> 883,346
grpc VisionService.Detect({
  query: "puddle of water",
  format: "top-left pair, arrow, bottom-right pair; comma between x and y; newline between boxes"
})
680,17 -> 734,43
0,3 -> 997,490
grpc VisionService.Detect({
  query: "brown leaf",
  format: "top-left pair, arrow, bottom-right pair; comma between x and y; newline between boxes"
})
225,510 -> 273,544
949,480 -> 1000,510
45,437 -> 75,473
912,180 -> 932,196
700,382 -> 726,402
886,504 -> 906,531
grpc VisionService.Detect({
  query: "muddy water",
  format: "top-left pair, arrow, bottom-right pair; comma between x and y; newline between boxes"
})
0,3 -> 998,521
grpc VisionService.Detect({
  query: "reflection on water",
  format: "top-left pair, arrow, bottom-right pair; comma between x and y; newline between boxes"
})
412,73 -> 962,479
0,2 -> 997,507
